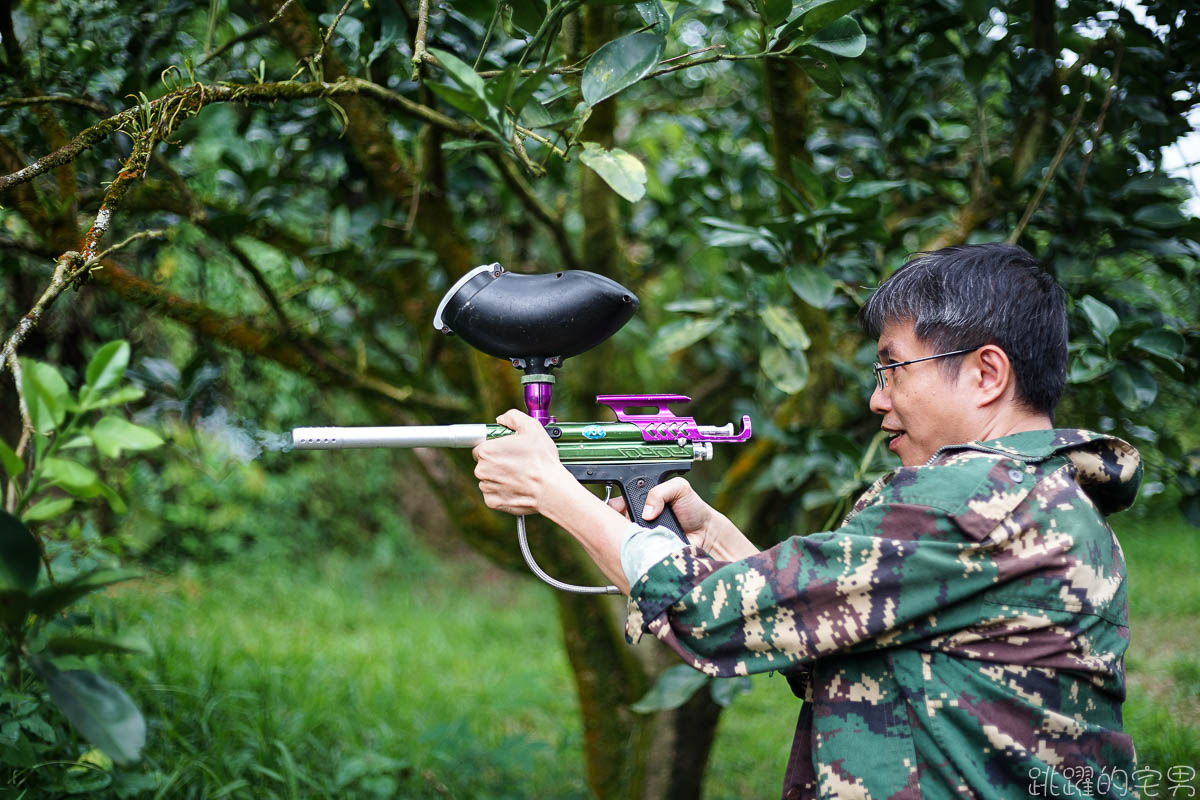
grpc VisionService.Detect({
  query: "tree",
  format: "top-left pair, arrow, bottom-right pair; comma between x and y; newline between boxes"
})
2,0 -> 1197,796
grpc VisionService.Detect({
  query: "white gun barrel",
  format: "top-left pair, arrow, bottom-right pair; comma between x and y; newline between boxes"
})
291,424 -> 489,450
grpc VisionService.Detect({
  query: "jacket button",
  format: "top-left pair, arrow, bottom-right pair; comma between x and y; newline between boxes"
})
784,787 -> 803,800
1008,468 -> 1024,483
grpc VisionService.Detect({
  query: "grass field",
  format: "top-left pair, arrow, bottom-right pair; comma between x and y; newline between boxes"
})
79,512 -> 1200,798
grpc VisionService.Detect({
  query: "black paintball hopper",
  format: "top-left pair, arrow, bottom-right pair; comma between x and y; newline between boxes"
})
432,264 -> 639,369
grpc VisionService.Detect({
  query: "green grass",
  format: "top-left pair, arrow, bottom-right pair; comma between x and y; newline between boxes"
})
101,552 -> 592,799
66,513 -> 1200,798
1114,513 -> 1200,778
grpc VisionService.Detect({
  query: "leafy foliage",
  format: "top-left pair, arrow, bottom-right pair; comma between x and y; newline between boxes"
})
0,343 -> 161,791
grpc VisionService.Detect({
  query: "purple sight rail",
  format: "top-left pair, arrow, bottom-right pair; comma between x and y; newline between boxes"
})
595,394 -> 752,442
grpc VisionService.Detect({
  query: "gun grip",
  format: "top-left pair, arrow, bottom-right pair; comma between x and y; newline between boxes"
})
565,462 -> 690,544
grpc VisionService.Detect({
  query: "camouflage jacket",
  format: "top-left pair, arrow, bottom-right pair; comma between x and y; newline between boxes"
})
625,429 -> 1142,800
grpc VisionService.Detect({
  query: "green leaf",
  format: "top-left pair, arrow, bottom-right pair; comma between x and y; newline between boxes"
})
520,97 -> 576,128
45,634 -> 152,658
844,179 -> 904,199
426,82 -> 489,122
631,664 -> 710,713
89,417 -> 164,459
96,483 -> 127,515
762,344 -> 809,394
699,217 -> 786,255
60,434 -> 93,449
1132,203 -> 1188,229
1131,328 -> 1185,361
21,359 -> 71,434
760,306 -> 811,351
1109,363 -> 1157,410
789,157 -> 827,208
581,32 -> 665,106
1078,296 -> 1119,342
509,68 -> 553,115
40,458 -> 101,498
18,712 -> 56,743
429,48 -> 487,99
579,142 -> 648,202
366,0 -> 407,67
777,0 -> 868,42
1067,350 -> 1113,384
650,317 -> 722,358
508,0 -> 547,34
807,15 -> 865,57
796,54 -> 842,97
787,266 -> 836,308
81,385 -> 146,412
31,658 -> 145,765
82,341 -> 130,403
755,0 -> 790,27
709,676 -> 753,707
635,0 -> 671,33
483,63 -> 520,116
794,0 -> 868,31
22,497 -> 75,523
0,510 -> 40,594
0,438 -> 23,480
29,568 -> 140,618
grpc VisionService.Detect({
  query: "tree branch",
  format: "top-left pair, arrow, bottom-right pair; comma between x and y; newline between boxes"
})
514,123 -> 569,158
410,0 -> 430,81
269,0 -> 298,24
198,22 -> 271,67
0,78 -> 480,194
227,240 -> 293,330
0,222 -> 161,393
78,138 -> 156,265
0,132 -> 49,228
310,0 -> 354,77
0,0 -> 77,212
1074,47 -> 1123,194
1009,91 -> 1087,244
486,150 -> 580,270
88,261 -> 466,412
0,95 -> 110,115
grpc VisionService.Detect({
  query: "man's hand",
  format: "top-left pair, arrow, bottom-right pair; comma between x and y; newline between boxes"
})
472,408 -> 574,516
609,477 -> 759,561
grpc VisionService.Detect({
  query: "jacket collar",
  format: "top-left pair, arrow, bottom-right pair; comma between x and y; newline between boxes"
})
933,429 -> 1142,515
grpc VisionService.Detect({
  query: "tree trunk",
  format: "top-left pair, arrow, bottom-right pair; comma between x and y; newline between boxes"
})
543,7 -> 725,799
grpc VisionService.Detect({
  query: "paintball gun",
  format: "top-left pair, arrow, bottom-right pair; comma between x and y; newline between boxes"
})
290,264 -> 751,595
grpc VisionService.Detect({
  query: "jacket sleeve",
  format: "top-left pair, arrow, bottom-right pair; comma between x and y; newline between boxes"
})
623,454 -> 1103,677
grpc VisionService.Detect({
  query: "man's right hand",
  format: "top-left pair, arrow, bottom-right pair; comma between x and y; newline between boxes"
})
608,477 -> 759,561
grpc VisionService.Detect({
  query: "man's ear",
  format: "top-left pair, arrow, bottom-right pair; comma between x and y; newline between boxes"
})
973,345 -> 1012,407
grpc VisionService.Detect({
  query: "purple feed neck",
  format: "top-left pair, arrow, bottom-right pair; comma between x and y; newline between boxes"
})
524,381 -> 554,426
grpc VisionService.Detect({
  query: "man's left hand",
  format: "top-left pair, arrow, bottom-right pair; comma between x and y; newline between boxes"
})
472,409 -> 573,516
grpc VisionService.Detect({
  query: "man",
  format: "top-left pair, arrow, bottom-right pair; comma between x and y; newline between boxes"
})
473,243 -> 1141,799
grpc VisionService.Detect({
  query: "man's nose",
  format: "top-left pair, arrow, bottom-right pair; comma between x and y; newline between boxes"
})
870,382 -> 891,415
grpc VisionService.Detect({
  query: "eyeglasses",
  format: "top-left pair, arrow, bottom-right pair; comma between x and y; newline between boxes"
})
873,346 -> 983,392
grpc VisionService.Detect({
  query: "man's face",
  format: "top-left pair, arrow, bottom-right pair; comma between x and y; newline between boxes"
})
870,320 -> 975,467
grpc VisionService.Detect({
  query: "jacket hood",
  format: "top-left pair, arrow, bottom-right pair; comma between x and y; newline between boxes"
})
955,429 -> 1143,515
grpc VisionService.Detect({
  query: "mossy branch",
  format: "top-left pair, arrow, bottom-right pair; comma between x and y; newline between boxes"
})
0,78 -> 480,195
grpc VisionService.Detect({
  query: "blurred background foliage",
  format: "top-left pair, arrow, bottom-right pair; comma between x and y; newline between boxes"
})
2,0 -> 1198,796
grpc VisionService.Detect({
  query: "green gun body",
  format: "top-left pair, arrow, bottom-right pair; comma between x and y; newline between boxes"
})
291,421 -> 708,543
292,395 -> 750,594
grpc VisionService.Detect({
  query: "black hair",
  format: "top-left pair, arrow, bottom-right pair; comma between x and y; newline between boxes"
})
859,243 -> 1068,417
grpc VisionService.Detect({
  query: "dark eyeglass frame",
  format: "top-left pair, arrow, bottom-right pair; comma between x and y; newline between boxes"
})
873,346 -> 983,392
